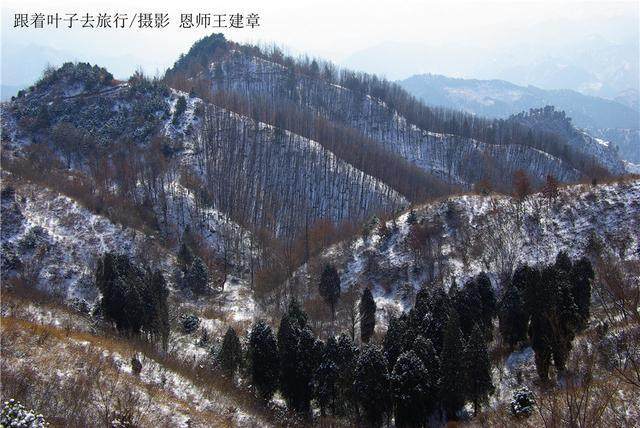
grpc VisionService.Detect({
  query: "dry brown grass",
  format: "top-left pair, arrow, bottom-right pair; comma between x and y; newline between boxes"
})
0,286 -> 302,427
0,316 -> 260,427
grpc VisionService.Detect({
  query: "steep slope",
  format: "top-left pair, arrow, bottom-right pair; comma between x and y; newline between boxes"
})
510,106 -> 627,175
195,48 -> 584,188
398,73 -> 639,130
1,62 -> 406,244
1,315 -> 274,427
591,127 -> 640,164
292,179 -> 640,320
398,73 -> 638,167
177,93 -> 407,238
0,177 -> 254,319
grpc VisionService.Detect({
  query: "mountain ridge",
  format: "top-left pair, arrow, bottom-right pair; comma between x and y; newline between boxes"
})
398,73 -> 639,164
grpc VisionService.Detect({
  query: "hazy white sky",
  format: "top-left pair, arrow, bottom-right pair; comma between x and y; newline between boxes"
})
1,0 -> 638,81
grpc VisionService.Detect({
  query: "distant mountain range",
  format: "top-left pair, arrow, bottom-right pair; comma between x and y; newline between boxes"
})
398,74 -> 640,163
342,34 -> 639,104
0,42 -> 152,101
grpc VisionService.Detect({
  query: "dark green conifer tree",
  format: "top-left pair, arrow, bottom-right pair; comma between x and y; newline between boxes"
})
359,288 -> 376,343
391,350 -> 431,427
277,301 -> 316,414
353,345 -> 391,427
249,320 -> 279,401
319,264 -> 341,319
441,312 -> 467,419
218,327 -> 242,378
464,325 -> 495,415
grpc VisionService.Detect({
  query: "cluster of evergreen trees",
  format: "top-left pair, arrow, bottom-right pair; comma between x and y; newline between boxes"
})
244,301 -> 365,418
318,264 -> 377,342
176,241 -> 210,294
94,248 -> 592,425
383,273 -> 497,422
238,254 -> 593,424
226,272 -> 496,426
499,252 -> 594,380
95,252 -> 170,349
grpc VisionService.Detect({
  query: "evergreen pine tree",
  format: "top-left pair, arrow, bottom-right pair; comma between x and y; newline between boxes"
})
359,288 -> 376,343
249,321 -> 279,401
184,256 -> 209,294
411,336 -> 441,415
145,270 -> 170,349
530,315 -> 553,381
314,337 -> 339,416
476,272 -> 497,340
353,345 -> 391,427
554,251 -> 573,276
180,313 -> 200,334
278,300 -> 315,414
411,287 -> 450,353
523,264 -> 555,381
570,257 -> 594,331
407,209 -> 417,225
335,334 -> 359,416
465,325 -> 495,415
452,280 -> 483,337
218,327 -> 242,378
177,241 -> 193,268
551,275 -> 581,373
441,312 -> 467,419
383,314 -> 410,368
391,350 -> 431,427
512,264 -> 541,320
173,95 -> 187,125
499,283 -> 528,348
524,258 -> 583,380
319,264 -> 341,319
96,253 -> 169,347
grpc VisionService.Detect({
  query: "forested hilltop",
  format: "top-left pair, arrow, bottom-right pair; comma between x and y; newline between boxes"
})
166,34 -> 626,187
0,33 -> 638,427
397,73 -> 640,165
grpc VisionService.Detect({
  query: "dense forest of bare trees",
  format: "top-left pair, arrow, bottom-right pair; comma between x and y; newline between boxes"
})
4,62 -> 409,286
165,35 -> 614,188
187,101 -> 406,242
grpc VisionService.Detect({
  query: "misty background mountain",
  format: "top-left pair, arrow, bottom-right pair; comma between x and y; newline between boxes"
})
342,34 -> 639,102
397,73 -> 640,164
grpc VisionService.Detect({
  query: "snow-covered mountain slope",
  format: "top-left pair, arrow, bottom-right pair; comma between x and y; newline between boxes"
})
0,173 -> 272,397
398,73 -> 638,169
591,127 -> 640,164
170,89 -> 407,238
1,180 -> 155,303
397,73 -> 639,130
0,178 -> 258,324
293,179 -> 640,319
203,50 -> 586,187
1,63 -> 406,243
1,311 -> 274,427
511,106 -> 627,175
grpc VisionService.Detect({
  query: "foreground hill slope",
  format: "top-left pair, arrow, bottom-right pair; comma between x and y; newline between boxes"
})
292,179 -> 640,319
